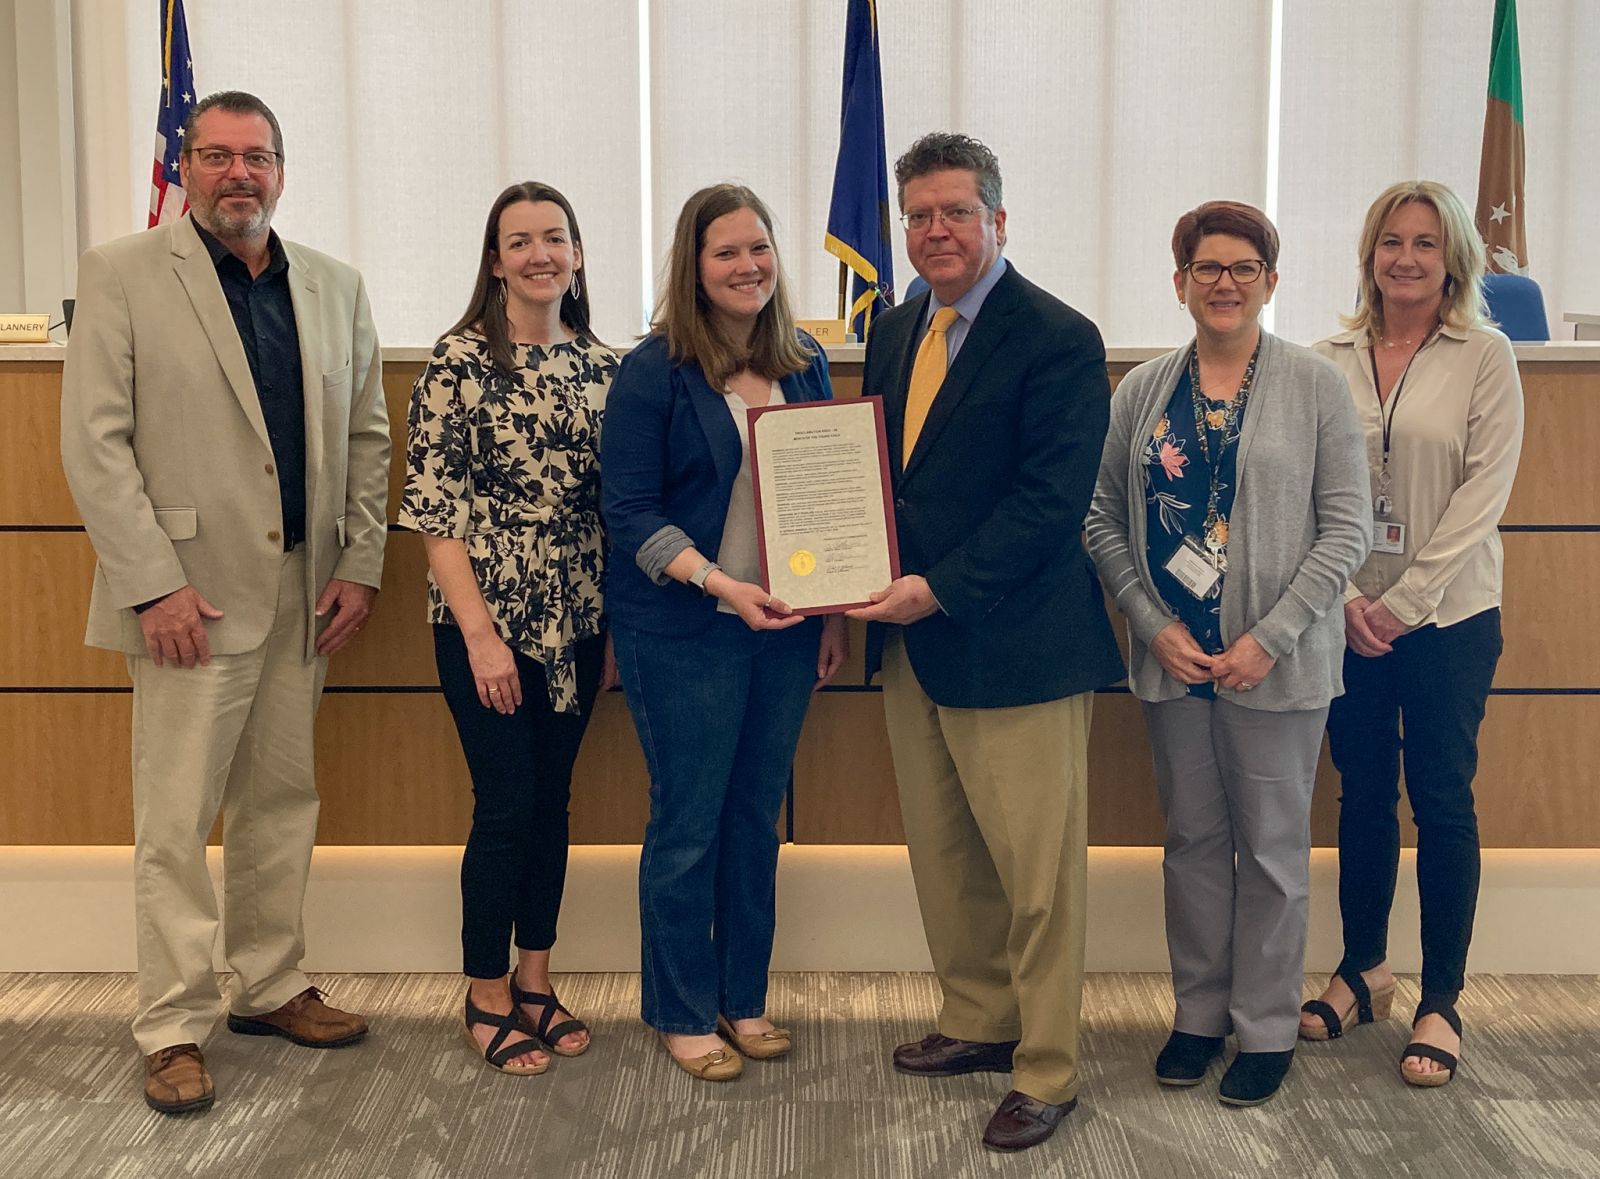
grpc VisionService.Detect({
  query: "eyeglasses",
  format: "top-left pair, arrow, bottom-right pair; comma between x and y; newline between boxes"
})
900,205 -> 984,232
187,147 -> 282,175
1184,259 -> 1268,284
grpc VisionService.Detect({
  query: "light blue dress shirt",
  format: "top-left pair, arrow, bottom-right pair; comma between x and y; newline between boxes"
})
920,255 -> 1009,365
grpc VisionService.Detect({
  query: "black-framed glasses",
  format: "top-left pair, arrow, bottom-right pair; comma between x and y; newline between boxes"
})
899,205 -> 983,232
1184,259 -> 1268,284
187,147 -> 282,175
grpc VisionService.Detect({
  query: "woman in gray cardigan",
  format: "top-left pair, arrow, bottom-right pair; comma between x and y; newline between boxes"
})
1085,202 -> 1371,1106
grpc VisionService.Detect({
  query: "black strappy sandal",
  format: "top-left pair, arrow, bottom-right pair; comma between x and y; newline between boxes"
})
1401,1000 -> 1462,1088
462,990 -> 548,1075
1300,963 -> 1396,1041
511,977 -> 590,1057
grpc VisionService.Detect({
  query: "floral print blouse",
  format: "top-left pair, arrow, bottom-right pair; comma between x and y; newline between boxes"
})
399,330 -> 619,713
1143,366 -> 1246,699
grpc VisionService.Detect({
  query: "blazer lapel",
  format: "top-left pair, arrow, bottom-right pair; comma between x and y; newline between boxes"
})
686,366 -> 741,489
170,217 -> 273,454
902,271 -> 1020,482
286,247 -> 325,491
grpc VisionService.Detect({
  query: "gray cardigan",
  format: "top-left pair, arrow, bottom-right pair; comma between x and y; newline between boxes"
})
1084,332 -> 1372,712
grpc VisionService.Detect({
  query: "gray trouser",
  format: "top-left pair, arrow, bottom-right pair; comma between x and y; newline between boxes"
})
1143,696 -> 1327,1052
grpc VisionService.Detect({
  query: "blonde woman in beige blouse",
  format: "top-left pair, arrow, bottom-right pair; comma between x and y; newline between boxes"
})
400,182 -> 619,1077
1302,181 -> 1523,1089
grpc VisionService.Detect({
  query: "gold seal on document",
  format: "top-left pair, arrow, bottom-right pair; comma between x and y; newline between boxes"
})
788,550 -> 817,577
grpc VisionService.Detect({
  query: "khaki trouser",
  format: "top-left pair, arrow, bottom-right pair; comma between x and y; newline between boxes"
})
127,548 -> 327,1054
881,633 -> 1092,1106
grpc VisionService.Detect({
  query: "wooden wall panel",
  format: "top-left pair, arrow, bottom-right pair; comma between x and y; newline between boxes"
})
0,694 -> 135,843
7,357 -> 1598,850
1503,367 -> 1600,526
0,366 -> 78,524
324,532 -> 441,687
0,533 -> 128,686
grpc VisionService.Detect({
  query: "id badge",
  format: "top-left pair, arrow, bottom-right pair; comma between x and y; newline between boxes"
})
1372,516 -> 1406,554
1163,536 -> 1222,599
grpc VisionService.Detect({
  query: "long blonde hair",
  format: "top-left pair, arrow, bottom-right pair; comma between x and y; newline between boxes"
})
651,184 -> 813,387
1342,180 -> 1489,338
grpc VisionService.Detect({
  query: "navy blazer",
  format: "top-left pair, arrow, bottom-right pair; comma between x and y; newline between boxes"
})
862,264 -> 1126,708
601,332 -> 833,636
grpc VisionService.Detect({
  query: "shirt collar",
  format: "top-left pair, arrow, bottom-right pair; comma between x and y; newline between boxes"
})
926,255 -> 1008,327
192,217 -> 289,279
1326,319 -> 1471,349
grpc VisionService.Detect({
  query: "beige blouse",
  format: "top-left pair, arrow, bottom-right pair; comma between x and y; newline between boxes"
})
1313,323 -> 1523,630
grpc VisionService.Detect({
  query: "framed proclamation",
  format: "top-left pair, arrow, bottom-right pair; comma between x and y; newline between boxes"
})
746,398 -> 900,615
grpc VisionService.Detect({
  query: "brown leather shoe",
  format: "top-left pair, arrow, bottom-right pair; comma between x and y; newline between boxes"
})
143,1043 -> 214,1114
981,1089 -> 1077,1152
227,986 -> 368,1048
892,1032 -> 1018,1076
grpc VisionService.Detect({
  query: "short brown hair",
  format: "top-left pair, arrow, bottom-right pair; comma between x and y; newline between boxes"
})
183,91 -> 284,160
1171,201 -> 1280,272
893,132 -> 1003,211
651,184 -> 813,387
1342,180 -> 1489,337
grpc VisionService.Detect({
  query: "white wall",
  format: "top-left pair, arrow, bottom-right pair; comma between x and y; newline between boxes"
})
0,1 -> 23,312
52,2 -> 1600,347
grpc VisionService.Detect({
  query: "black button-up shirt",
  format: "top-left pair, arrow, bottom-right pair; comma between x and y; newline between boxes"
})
195,221 -> 307,551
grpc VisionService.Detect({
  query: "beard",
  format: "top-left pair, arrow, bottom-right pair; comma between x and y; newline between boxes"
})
190,179 -> 279,240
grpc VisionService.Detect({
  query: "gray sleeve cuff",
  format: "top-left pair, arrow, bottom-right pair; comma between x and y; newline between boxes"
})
637,524 -> 695,586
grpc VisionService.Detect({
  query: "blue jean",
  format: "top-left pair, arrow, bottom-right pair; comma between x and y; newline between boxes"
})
613,615 -> 820,1034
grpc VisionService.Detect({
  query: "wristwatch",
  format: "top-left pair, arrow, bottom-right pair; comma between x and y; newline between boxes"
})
687,560 -> 722,594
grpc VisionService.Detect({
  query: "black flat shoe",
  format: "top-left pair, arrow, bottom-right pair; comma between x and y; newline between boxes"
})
1219,1049 -> 1294,1106
1155,1030 -> 1225,1087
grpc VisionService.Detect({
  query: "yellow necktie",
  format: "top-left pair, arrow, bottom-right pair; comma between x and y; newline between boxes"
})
902,306 -> 960,465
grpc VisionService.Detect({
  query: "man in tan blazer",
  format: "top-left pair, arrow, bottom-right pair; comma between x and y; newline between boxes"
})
60,91 -> 389,1115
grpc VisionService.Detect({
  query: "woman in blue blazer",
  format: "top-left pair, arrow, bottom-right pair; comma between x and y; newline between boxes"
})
601,184 -> 847,1081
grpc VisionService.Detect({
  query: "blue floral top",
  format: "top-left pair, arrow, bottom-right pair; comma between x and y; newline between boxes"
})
1143,365 -> 1248,699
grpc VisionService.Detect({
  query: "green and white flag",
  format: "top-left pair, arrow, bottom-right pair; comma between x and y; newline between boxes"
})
1475,0 -> 1526,274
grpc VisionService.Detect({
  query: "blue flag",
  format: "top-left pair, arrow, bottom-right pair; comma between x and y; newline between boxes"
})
150,0 -> 197,227
824,0 -> 894,339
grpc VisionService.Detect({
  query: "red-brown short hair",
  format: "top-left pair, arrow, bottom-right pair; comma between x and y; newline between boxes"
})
1171,201 -> 1280,271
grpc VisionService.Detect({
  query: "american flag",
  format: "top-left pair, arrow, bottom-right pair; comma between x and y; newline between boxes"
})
149,0 -> 196,228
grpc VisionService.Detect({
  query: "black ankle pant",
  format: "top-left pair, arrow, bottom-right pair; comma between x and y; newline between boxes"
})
1325,608 -> 1501,1007
433,624 -> 604,980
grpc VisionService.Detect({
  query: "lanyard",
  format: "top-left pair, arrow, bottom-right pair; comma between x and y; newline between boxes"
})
1365,323 -> 1439,478
1185,341 -> 1260,554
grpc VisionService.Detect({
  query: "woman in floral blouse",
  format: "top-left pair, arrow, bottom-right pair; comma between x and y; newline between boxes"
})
1085,202 -> 1370,1107
400,181 -> 618,1076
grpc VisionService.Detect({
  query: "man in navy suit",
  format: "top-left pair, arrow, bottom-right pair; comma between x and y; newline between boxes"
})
849,133 -> 1124,1153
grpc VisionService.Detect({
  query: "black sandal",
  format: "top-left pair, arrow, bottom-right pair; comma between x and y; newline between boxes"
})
463,990 -> 548,1075
1401,999 -> 1461,1088
1300,963 -> 1395,1041
511,978 -> 590,1057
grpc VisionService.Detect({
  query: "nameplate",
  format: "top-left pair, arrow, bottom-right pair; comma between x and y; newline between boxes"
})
796,318 -> 856,345
0,315 -> 50,343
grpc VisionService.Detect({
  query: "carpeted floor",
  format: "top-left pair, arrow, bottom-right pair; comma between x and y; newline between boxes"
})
0,972 -> 1596,1178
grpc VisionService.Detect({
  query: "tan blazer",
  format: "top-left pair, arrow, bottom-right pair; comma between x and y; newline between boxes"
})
60,214 -> 390,658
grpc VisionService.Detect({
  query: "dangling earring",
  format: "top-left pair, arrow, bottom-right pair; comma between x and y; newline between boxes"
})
496,278 -> 507,306
569,270 -> 581,300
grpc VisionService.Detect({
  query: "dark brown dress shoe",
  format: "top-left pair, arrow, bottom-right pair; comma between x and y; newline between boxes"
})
982,1089 -> 1077,1152
227,986 -> 368,1048
892,1032 -> 1019,1076
144,1043 -> 214,1114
